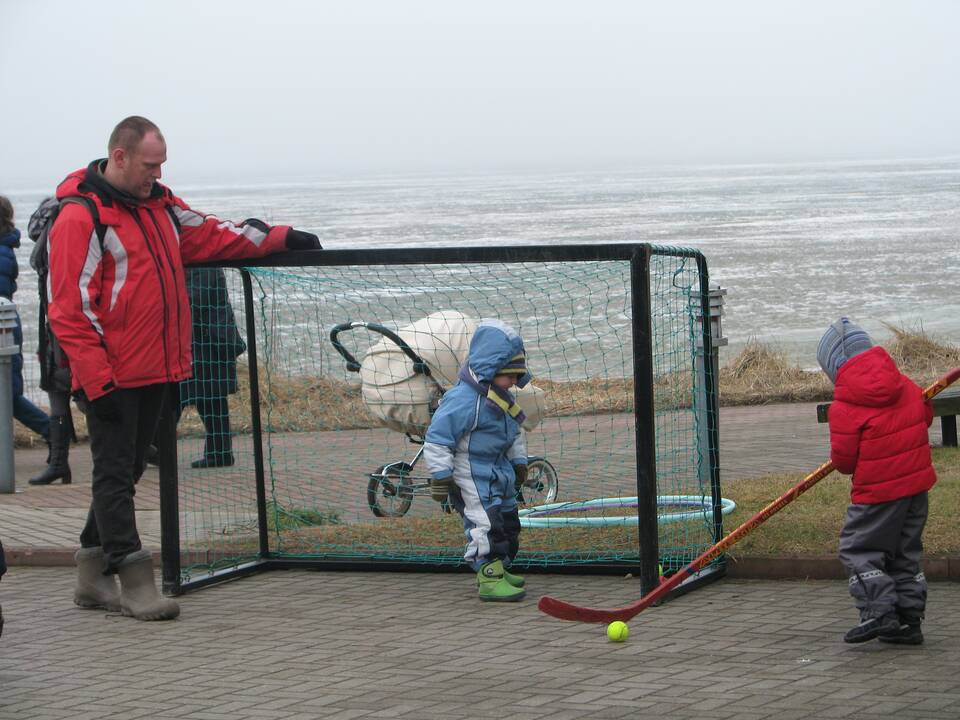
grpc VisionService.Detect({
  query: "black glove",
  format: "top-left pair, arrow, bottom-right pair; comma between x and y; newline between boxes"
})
285,229 -> 322,250
91,391 -> 122,423
513,464 -> 528,492
430,477 -> 453,503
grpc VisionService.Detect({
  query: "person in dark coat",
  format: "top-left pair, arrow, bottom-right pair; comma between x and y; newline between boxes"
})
26,196 -> 75,485
178,267 -> 246,468
0,196 -> 52,448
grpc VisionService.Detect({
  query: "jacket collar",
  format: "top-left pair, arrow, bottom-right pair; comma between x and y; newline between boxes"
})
81,158 -> 164,208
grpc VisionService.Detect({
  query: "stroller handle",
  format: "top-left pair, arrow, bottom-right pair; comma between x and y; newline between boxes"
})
329,321 -> 434,376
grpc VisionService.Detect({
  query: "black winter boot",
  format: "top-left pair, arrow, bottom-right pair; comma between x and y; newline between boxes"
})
29,415 -> 72,485
844,612 -> 900,643
879,609 -> 924,645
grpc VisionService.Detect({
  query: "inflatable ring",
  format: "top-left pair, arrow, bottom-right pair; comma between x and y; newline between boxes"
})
518,494 -> 736,528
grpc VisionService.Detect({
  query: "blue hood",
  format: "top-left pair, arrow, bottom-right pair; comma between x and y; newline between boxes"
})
0,228 -> 21,249
467,319 -> 531,387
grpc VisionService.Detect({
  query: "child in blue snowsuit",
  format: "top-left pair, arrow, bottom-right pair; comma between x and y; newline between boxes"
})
424,320 -> 530,602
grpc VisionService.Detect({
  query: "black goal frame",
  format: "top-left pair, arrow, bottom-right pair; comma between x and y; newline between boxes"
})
159,243 -> 724,599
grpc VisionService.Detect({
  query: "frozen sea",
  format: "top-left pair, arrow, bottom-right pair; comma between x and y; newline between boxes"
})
6,156 -> 959,396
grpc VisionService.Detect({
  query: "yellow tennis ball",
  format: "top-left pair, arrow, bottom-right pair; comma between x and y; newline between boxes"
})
607,620 -> 629,642
658,563 -> 663,576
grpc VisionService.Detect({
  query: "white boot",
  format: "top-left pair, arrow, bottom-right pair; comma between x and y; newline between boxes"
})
74,547 -> 121,611
116,550 -> 180,621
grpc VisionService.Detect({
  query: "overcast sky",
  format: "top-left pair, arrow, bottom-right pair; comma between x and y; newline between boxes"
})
1,0 -> 958,189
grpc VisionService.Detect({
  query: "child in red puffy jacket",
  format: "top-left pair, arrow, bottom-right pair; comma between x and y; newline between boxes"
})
817,318 -> 936,645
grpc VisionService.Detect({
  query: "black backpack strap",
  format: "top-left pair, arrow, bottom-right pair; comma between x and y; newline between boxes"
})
60,196 -> 107,250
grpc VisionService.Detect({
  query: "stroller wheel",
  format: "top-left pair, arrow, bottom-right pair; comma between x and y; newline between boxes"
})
368,463 -> 415,518
516,457 -> 559,508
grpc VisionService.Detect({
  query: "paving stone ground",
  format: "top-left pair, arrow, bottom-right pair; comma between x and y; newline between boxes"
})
1,568 -> 958,720
1,402 -> 956,719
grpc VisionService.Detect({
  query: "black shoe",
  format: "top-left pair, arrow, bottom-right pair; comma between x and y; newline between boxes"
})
191,454 -> 235,469
844,613 -> 900,644
27,467 -> 72,485
145,445 -> 160,467
879,619 -> 924,645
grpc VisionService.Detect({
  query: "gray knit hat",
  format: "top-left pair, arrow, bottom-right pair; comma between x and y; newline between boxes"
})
817,317 -> 873,383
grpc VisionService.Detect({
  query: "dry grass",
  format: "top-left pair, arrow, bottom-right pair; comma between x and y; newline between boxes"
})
725,446 -> 960,557
536,378 -> 633,416
229,366 -> 372,433
719,323 -> 959,406
883,321 -> 960,381
720,340 -> 832,405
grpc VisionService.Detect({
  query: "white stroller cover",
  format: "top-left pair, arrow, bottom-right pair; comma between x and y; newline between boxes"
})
358,310 -> 545,435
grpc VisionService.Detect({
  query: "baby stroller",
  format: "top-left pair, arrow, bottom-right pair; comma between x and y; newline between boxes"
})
330,311 -> 559,518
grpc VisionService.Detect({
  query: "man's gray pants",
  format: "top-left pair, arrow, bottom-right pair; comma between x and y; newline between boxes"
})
838,491 -> 928,620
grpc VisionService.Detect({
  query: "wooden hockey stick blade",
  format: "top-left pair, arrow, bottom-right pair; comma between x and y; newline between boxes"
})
539,366 -> 960,623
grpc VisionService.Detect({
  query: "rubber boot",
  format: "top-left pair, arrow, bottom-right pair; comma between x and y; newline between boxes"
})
73,547 -> 121,611
29,415 -> 72,485
476,567 -> 525,587
116,550 -> 180,621
477,560 -> 526,602
503,568 -> 525,588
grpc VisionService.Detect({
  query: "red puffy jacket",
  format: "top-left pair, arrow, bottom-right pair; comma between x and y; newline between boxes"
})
48,161 -> 290,401
828,346 -> 936,504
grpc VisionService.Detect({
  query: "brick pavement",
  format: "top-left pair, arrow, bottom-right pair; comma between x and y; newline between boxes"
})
1,402 -> 957,719
1,568 -> 958,719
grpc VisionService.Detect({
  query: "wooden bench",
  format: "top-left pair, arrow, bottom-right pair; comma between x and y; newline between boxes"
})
816,386 -> 960,447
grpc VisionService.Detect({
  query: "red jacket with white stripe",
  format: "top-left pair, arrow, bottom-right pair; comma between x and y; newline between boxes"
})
48,161 -> 290,400
828,346 -> 936,504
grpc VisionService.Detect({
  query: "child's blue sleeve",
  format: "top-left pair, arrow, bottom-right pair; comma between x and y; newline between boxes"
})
507,428 -> 527,466
424,399 -> 474,480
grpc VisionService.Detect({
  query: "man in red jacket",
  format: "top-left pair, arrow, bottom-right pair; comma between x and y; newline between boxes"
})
817,317 -> 936,645
47,116 -> 321,621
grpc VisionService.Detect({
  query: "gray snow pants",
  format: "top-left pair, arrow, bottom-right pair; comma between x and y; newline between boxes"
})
838,491 -> 928,620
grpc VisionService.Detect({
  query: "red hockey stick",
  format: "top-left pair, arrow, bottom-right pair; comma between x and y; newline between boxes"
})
538,367 -> 960,623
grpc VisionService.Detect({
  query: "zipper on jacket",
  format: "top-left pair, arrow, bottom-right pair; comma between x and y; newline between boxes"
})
125,206 -> 172,379
147,208 -> 186,377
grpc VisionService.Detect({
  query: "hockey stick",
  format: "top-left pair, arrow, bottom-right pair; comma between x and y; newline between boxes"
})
538,367 -> 960,623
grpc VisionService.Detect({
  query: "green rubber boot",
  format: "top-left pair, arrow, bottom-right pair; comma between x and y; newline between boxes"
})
477,560 -> 526,602
504,569 -> 525,588
477,567 -> 525,588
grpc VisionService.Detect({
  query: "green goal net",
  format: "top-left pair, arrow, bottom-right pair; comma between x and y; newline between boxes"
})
166,245 -> 727,590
